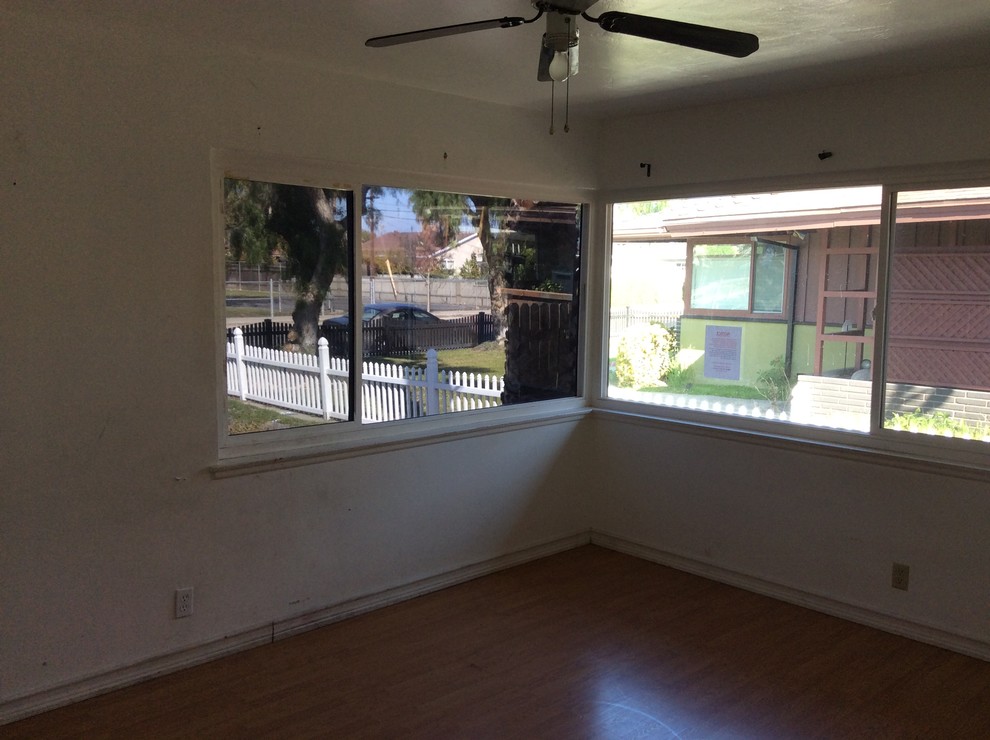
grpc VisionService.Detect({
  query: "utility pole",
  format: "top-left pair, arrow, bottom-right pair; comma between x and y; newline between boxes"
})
368,189 -> 376,277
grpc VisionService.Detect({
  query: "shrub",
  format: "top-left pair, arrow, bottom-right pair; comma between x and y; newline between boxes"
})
756,356 -> 792,410
614,323 -> 675,388
459,259 -> 487,279
663,362 -> 695,391
536,278 -> 564,293
885,409 -> 987,438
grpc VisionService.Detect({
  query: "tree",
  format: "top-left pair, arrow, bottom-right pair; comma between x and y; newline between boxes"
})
363,186 -> 386,276
224,179 -> 278,265
473,197 -> 511,338
224,178 -> 349,352
459,257 -> 487,279
409,190 -> 512,339
408,190 -> 467,250
269,185 -> 349,352
613,200 -> 669,220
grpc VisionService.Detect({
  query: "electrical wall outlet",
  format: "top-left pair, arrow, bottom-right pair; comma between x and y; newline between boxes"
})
175,587 -> 194,618
891,563 -> 910,591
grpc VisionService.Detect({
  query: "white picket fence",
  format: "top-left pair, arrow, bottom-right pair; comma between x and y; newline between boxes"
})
226,327 -> 503,423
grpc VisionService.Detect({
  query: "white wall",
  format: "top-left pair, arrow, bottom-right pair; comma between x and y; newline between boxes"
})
589,64 -> 990,652
597,65 -> 990,191
0,9 -> 595,710
588,418 -> 990,647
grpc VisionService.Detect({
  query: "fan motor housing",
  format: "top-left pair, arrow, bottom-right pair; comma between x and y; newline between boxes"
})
544,11 -> 578,52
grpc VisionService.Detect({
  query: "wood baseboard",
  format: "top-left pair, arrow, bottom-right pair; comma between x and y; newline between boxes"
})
1,532 -> 592,725
590,529 -> 990,663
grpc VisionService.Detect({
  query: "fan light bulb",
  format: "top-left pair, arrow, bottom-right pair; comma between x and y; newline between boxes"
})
548,50 -> 570,82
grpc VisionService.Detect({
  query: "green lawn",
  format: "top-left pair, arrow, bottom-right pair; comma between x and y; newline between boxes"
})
382,343 -> 506,377
226,306 -> 276,318
227,399 -> 325,435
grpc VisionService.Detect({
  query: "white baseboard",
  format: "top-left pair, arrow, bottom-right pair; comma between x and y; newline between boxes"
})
0,531 -> 591,726
590,530 -> 990,663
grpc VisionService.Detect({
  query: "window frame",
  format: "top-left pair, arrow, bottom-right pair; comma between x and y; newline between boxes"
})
596,165 -> 990,476
212,149 -> 591,472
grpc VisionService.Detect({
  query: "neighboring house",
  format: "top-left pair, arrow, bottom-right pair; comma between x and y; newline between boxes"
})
432,233 -> 484,273
613,187 -> 990,391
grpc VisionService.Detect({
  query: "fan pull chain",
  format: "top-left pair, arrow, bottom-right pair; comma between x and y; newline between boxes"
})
549,80 -> 571,134
563,60 -> 570,133
549,81 -> 555,135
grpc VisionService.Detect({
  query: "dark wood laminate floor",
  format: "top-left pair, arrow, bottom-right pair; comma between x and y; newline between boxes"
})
6,545 -> 990,738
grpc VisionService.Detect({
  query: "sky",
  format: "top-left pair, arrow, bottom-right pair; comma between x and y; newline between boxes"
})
366,189 -> 418,233
368,188 -> 471,234
366,188 -> 473,235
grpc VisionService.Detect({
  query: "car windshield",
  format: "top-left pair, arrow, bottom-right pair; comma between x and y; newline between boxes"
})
362,306 -> 382,321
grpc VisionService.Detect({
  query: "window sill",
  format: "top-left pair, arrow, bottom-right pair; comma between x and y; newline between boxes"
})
212,400 -> 590,479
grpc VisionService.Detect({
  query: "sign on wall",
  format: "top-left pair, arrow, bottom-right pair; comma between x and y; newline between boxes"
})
704,325 -> 742,380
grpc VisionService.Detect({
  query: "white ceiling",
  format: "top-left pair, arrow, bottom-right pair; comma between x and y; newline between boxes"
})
20,0 -> 990,118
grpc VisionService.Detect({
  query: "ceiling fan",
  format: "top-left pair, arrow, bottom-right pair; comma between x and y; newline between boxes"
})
366,1 -> 759,133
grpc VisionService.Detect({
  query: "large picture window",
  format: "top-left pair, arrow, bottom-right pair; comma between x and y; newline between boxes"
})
607,181 -> 990,466
221,173 -> 582,448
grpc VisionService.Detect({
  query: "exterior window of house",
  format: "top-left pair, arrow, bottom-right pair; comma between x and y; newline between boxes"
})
608,186 -> 883,432
753,243 -> 787,313
222,175 -> 582,445
882,186 -> 990,443
690,244 -> 751,311
688,242 -> 787,315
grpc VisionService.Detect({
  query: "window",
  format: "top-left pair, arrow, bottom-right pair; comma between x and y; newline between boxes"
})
220,168 -> 583,454
688,241 -> 788,315
609,186 -> 882,430
882,186 -> 990,442
224,177 -> 354,434
753,242 -> 788,314
358,186 -> 582,419
607,181 -> 990,466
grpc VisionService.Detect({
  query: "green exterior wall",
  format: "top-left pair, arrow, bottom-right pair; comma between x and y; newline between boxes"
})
679,318 -> 875,386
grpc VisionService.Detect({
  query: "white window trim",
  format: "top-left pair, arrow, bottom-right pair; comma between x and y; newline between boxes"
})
211,148 -> 593,472
592,161 -> 990,476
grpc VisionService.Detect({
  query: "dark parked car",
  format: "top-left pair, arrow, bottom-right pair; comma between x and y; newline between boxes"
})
322,302 -> 442,328
321,302 -> 444,356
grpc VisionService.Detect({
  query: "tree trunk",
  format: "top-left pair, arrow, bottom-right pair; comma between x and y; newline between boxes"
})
291,291 -> 323,352
286,187 -> 342,353
478,205 -> 508,342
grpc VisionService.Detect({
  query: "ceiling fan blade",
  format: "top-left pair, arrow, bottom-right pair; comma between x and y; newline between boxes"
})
592,11 -> 759,58
366,16 -> 528,48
